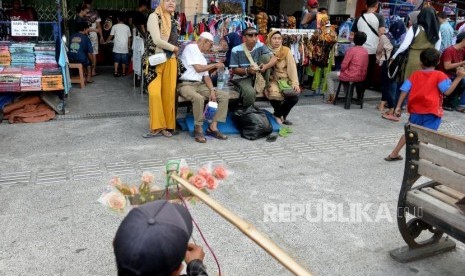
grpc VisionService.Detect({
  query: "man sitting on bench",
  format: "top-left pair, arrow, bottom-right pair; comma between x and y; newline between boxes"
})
68,22 -> 94,84
178,32 -> 229,144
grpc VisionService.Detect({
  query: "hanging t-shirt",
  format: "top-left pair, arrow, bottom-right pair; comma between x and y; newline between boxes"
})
110,23 -> 132,54
179,43 -> 208,82
352,12 -> 386,55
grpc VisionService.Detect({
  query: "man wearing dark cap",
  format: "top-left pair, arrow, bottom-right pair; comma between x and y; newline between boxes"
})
114,200 -> 208,276
438,32 -> 465,111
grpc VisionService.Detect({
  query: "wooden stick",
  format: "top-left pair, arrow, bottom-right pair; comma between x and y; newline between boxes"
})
170,174 -> 313,276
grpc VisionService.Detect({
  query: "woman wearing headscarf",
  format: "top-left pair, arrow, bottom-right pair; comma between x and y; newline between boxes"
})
143,0 -> 179,138
390,7 -> 441,80
265,30 -> 300,125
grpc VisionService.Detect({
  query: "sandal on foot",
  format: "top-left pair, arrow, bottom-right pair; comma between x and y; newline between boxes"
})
384,155 -> 403,161
382,113 -> 400,122
142,129 -> 172,138
206,128 -> 228,140
142,131 -> 162,138
160,130 -> 172,137
194,131 -> 207,143
283,119 -> 293,125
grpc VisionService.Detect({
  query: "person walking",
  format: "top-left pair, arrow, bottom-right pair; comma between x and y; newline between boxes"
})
385,48 -> 465,161
142,0 -> 179,138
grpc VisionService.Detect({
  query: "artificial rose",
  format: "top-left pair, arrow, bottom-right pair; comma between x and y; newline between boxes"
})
189,174 -> 207,189
107,191 -> 126,210
198,167 -> 211,178
141,171 -> 154,184
206,175 -> 218,190
213,166 -> 228,180
110,176 -> 122,187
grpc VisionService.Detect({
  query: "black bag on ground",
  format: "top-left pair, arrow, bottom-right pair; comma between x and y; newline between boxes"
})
232,105 -> 272,140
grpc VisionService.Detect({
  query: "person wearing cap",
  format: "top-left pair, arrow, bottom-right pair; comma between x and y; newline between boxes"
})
114,200 -> 209,276
179,32 -> 229,143
438,32 -> 465,112
230,27 -> 277,107
437,12 -> 454,53
301,0 -> 318,29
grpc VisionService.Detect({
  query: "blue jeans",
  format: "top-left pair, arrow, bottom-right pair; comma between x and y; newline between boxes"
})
444,76 -> 465,107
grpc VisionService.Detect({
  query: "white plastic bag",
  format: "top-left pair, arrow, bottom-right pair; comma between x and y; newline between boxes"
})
148,52 -> 167,66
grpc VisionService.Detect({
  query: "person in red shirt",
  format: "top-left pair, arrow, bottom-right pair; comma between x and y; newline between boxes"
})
325,32 -> 369,103
385,48 -> 465,161
438,32 -> 465,111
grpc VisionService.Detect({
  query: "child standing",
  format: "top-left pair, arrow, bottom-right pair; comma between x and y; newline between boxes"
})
385,48 -> 465,161
105,14 -> 131,77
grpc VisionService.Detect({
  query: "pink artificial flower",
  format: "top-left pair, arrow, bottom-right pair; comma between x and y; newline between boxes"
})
110,176 -> 122,187
141,171 -> 154,184
213,166 -> 228,180
189,174 -> 207,189
180,167 -> 190,180
198,167 -> 211,178
206,175 -> 218,190
107,191 -> 126,210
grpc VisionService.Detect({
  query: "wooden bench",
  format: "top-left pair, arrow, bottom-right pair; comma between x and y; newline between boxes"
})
176,85 -> 267,112
390,124 -> 465,263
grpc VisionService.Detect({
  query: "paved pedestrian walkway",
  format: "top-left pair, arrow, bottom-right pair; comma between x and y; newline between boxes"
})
1,69 -> 465,276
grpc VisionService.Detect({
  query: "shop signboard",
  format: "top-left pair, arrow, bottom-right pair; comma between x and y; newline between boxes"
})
11,21 -> 38,37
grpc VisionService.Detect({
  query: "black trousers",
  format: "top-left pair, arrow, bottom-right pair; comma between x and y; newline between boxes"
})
269,96 -> 299,119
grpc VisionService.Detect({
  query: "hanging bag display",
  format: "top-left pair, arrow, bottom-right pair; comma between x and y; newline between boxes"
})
242,43 -> 266,94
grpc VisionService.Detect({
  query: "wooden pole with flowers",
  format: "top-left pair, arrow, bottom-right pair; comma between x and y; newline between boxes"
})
170,174 -> 314,276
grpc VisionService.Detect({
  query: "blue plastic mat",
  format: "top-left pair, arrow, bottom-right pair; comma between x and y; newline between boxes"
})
177,110 -> 280,137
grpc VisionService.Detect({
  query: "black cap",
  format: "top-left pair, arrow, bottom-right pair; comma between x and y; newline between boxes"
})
114,200 -> 193,276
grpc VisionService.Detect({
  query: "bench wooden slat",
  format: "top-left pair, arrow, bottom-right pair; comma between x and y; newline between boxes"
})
407,190 -> 465,233
435,185 -> 465,200
416,159 -> 465,195
422,187 -> 458,206
410,124 -> 465,155
419,143 -> 465,177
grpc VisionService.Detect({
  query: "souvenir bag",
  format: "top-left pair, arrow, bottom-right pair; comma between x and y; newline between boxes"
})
277,79 -> 298,97
242,43 -> 266,94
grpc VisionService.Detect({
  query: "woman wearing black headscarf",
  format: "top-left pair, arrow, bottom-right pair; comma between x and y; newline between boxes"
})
390,7 -> 441,80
